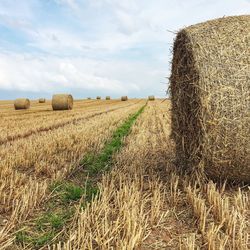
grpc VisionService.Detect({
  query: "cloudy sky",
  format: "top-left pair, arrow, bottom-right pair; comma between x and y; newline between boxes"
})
0,0 -> 249,99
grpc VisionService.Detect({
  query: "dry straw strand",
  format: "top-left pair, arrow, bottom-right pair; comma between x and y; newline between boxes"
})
52,94 -> 73,110
170,15 -> 250,182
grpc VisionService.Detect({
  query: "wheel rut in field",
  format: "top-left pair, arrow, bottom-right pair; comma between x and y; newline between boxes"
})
11,103 -> 147,249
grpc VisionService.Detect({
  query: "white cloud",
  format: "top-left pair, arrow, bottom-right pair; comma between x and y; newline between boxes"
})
0,51 -> 146,95
3,0 -> 249,55
0,0 -> 34,28
0,0 -> 249,98
0,49 -> 168,98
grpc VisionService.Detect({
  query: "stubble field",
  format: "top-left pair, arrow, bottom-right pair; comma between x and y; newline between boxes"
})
0,99 -> 249,250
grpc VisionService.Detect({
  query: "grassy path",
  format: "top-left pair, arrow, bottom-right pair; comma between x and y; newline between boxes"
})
83,104 -> 146,175
0,100 -> 144,249
13,103 -> 147,249
48,101 -> 172,249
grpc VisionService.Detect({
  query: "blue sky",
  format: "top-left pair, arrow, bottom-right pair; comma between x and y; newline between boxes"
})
0,0 -> 249,99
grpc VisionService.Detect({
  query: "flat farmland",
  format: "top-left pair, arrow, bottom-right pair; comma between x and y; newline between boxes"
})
0,100 -> 249,250
0,99 -> 139,143
0,98 -> 145,248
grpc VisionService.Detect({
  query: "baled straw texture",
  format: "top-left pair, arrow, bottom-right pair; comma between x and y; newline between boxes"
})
38,98 -> 46,103
52,94 -> 73,110
14,98 -> 30,110
121,96 -> 128,101
96,96 -> 101,100
106,96 -> 111,100
170,15 -> 250,182
148,95 -> 155,101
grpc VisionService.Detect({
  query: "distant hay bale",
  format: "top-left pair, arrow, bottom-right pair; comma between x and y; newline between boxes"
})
170,15 -> 250,182
14,98 -> 30,110
39,98 -> 46,103
106,96 -> 111,100
96,96 -> 101,100
121,96 -> 128,101
148,95 -> 155,101
52,94 -> 73,110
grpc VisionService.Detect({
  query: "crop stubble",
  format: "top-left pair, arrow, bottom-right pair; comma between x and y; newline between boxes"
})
0,99 -> 248,249
51,100 -> 249,249
0,99 -> 145,248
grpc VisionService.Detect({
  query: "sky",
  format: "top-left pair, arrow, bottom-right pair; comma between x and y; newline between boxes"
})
0,0 -> 249,99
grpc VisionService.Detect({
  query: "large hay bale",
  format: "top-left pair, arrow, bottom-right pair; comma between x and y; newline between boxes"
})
39,98 -> 46,103
96,96 -> 101,100
121,96 -> 128,101
148,95 -> 155,101
52,94 -> 73,110
14,98 -> 30,110
106,96 -> 111,100
170,15 -> 250,182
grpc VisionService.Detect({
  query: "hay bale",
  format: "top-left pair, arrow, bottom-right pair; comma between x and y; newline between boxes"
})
106,96 -> 111,100
39,98 -> 46,103
121,96 -> 128,101
52,94 -> 73,110
148,95 -> 155,101
96,96 -> 101,100
14,98 -> 30,110
170,15 -> 250,182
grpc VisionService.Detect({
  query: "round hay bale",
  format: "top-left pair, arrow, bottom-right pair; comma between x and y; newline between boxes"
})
14,98 -> 30,110
148,95 -> 155,101
121,96 -> 128,101
52,94 -> 73,110
96,96 -> 101,100
170,15 -> 250,182
106,96 -> 111,100
39,98 -> 46,103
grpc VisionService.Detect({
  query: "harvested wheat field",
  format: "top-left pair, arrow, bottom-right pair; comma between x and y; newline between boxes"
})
0,98 -> 248,250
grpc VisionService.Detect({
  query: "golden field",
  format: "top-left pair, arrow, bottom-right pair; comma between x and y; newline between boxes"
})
0,99 -> 249,249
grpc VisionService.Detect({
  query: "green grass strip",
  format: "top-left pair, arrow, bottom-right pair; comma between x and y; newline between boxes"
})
15,104 -> 146,248
82,104 -> 146,175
